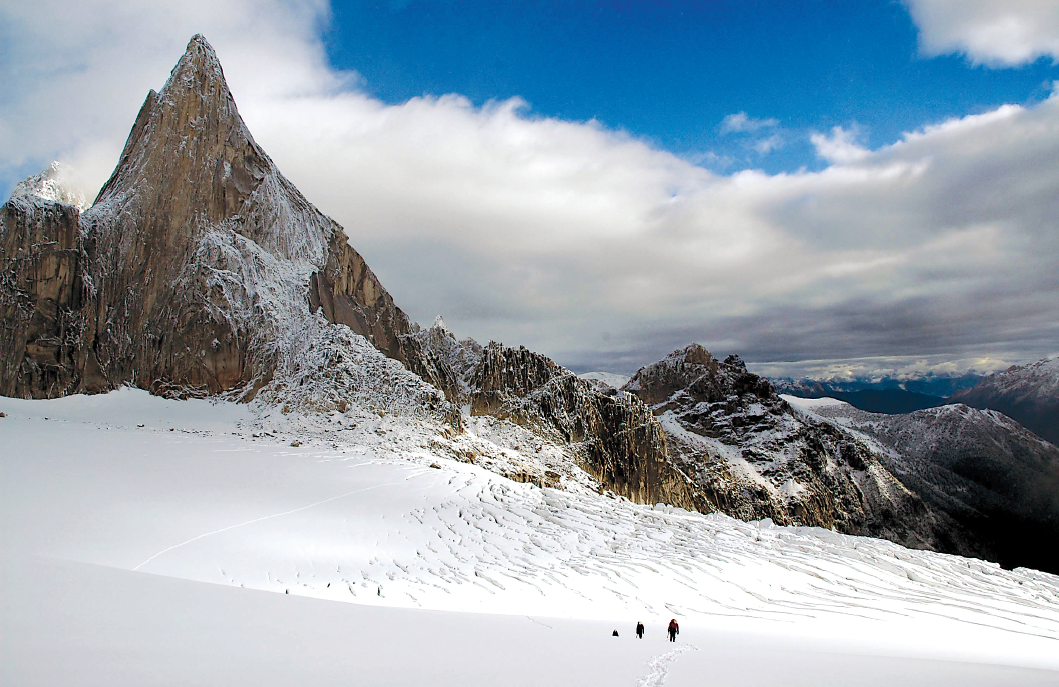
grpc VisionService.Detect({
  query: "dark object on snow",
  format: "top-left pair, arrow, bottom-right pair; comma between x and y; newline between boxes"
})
636,622 -> 644,639
0,412 -> 5,418
611,630 -> 619,637
667,619 -> 679,642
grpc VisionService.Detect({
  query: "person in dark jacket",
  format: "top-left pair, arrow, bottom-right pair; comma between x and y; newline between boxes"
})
667,619 -> 679,642
635,621 -> 645,639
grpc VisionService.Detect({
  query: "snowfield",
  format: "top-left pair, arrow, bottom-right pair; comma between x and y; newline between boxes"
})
3,389 -> 1059,686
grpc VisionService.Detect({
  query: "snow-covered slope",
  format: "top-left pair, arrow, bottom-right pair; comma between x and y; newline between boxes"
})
3,389 -> 1059,685
9,558 -> 1057,687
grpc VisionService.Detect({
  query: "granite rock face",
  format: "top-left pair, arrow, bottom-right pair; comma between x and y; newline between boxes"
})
0,36 -> 432,401
0,197 -> 89,397
407,319 -> 698,506
402,316 -> 484,402
467,342 -> 700,507
624,344 -> 939,549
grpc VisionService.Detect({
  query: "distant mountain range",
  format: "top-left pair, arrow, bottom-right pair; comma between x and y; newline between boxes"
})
771,382 -> 949,415
774,358 -> 1058,447
772,373 -> 983,400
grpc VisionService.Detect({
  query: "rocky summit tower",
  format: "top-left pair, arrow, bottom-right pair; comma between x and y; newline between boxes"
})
1,35 -> 431,399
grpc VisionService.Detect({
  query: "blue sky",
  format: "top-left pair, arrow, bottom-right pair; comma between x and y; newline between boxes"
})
323,0 -> 1057,175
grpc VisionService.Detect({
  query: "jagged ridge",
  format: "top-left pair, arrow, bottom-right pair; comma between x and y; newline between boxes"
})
624,344 -> 940,550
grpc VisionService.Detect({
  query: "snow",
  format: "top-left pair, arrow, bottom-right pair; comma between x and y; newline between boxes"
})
970,356 -> 1059,401
3,389 -> 1059,685
8,161 -> 89,210
8,558 -> 1055,687
659,410 -> 777,493
578,371 -> 632,389
780,394 -> 849,410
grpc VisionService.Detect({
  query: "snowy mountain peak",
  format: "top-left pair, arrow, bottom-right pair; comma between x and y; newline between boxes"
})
8,162 -> 88,211
91,33 -> 284,243
431,315 -> 450,332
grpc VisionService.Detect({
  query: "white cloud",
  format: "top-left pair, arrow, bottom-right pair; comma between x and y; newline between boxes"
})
810,126 -> 869,164
750,354 -> 1016,381
720,112 -> 779,133
752,133 -> 785,155
905,0 -> 1059,66
3,1 -> 1059,376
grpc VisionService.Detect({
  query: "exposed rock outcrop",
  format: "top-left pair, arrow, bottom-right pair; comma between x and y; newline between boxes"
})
0,35 -> 439,404
467,342 -> 701,507
0,196 -> 89,397
624,344 -> 939,549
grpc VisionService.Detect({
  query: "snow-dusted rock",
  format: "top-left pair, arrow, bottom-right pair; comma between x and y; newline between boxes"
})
9,162 -> 88,211
577,371 -> 631,389
799,399 -> 1059,573
624,344 -> 940,550
951,357 -> 1059,444
0,193 -> 87,397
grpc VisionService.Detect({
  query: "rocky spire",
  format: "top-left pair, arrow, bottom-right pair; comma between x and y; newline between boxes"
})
92,34 -> 289,253
2,35 -> 433,398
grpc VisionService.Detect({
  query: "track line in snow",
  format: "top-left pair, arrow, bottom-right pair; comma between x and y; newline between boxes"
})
132,481 -> 405,571
636,643 -> 696,687
525,616 -> 553,629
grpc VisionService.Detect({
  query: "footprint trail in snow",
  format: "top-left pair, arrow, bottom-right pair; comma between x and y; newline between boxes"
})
637,644 -> 697,687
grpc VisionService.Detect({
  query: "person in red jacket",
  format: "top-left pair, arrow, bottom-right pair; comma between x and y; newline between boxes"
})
667,618 -> 679,642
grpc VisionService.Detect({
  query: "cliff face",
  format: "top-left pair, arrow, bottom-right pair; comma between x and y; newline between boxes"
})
0,35 -> 430,402
466,342 -> 700,507
0,197 -> 89,398
624,344 -> 939,549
